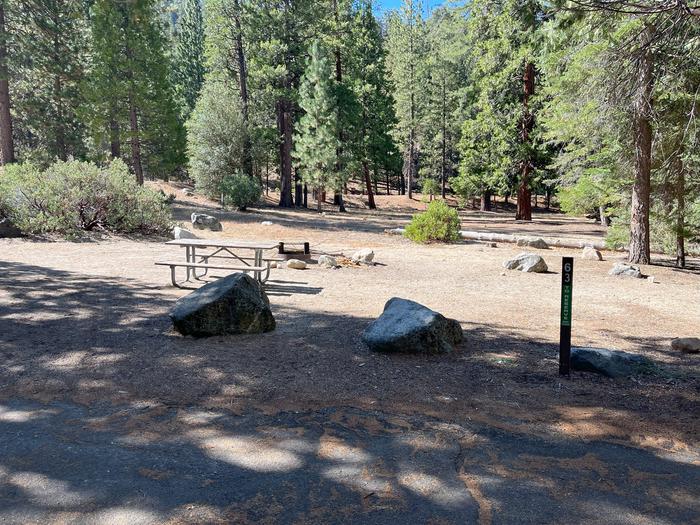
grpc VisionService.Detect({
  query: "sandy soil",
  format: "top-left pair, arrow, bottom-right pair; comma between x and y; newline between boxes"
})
1,187 -> 698,468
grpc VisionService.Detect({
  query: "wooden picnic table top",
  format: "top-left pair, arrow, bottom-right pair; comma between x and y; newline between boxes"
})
165,239 -> 280,250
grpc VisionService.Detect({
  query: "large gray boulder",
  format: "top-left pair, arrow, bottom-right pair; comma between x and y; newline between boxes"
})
362,298 -> 463,354
503,253 -> 548,273
571,347 -> 656,378
609,263 -> 642,278
0,217 -> 22,238
172,226 -> 197,240
170,273 -> 275,337
352,248 -> 375,265
317,255 -> 338,268
191,212 -> 222,232
516,237 -> 549,249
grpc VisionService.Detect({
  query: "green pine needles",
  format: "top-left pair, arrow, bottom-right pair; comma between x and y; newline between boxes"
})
294,40 -> 341,212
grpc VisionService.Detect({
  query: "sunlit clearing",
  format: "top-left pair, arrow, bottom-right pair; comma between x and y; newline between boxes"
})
398,470 -> 470,507
0,405 -> 54,423
318,435 -> 372,463
201,435 -> 302,472
322,465 -> 393,494
9,471 -> 92,507
86,506 -> 161,525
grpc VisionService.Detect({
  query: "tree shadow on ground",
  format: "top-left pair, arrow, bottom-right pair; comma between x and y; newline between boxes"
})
0,261 -> 698,523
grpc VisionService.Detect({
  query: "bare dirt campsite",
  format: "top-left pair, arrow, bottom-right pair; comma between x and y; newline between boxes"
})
1,188 -> 698,524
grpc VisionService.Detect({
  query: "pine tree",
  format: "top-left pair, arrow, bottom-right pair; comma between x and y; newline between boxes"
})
0,0 -> 14,164
174,0 -> 205,119
294,40 -> 339,212
11,0 -> 89,162
421,5 -> 469,199
349,0 -> 399,208
244,0 -> 316,208
386,0 -> 428,198
89,0 -> 185,183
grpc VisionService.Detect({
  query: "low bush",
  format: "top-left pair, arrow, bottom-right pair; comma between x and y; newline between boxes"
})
404,200 -> 461,243
221,173 -> 262,211
0,159 -> 172,235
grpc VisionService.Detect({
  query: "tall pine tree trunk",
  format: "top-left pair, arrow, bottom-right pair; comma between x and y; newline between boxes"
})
233,0 -> 253,177
128,92 -> 143,185
516,61 -> 535,221
629,24 -> 654,265
109,116 -> 121,158
441,75 -> 447,198
363,160 -> 376,209
675,156 -> 685,269
481,191 -> 491,211
0,0 -> 14,165
277,98 -> 294,207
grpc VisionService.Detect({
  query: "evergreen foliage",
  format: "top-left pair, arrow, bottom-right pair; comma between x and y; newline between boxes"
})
174,0 -> 205,119
293,40 -> 340,212
186,80 -> 247,200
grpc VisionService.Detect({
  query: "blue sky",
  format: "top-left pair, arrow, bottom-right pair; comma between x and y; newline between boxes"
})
373,1 -> 449,15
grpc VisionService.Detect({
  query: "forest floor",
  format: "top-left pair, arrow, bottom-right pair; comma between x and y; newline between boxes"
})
0,185 -> 698,524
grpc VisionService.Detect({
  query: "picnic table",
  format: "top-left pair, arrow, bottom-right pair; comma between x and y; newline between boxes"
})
156,239 -> 281,287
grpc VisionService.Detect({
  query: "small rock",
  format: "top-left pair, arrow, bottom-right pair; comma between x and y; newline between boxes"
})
191,212 -> 222,232
671,337 -> 700,354
317,255 -> 338,268
571,347 -> 656,378
352,248 -> 375,264
286,259 -> 307,270
172,226 -> 197,240
362,298 -> 463,354
275,262 -> 286,269
516,237 -> 549,249
503,253 -> 548,273
181,188 -> 195,196
647,275 -> 655,283
261,221 -> 274,226
170,273 -> 275,337
582,246 -> 603,261
0,217 -> 22,238
609,263 -> 642,278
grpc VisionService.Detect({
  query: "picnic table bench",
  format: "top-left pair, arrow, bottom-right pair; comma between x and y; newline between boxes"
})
156,239 -> 281,287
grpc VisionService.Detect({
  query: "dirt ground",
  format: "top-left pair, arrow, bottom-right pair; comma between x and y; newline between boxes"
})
0,187 -> 698,523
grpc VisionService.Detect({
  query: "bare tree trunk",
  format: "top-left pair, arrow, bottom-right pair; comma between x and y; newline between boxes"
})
128,94 -> 143,185
128,96 -> 143,185
441,75 -> 447,198
676,159 -> 686,268
407,0 -> 415,200
363,160 -> 376,209
317,187 -> 322,213
516,61 -> 535,221
109,117 -> 121,158
480,191 -> 491,211
294,167 -> 303,206
0,0 -> 14,165
277,99 -> 293,207
232,0 -> 253,177
629,25 -> 654,265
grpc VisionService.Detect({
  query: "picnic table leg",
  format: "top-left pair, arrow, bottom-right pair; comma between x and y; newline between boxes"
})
254,249 -> 262,282
185,246 -> 192,282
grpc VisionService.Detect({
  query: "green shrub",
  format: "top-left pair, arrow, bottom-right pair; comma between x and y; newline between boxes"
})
221,173 -> 262,211
186,80 -> 247,199
0,159 -> 172,235
419,178 -> 441,202
404,200 -> 461,243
